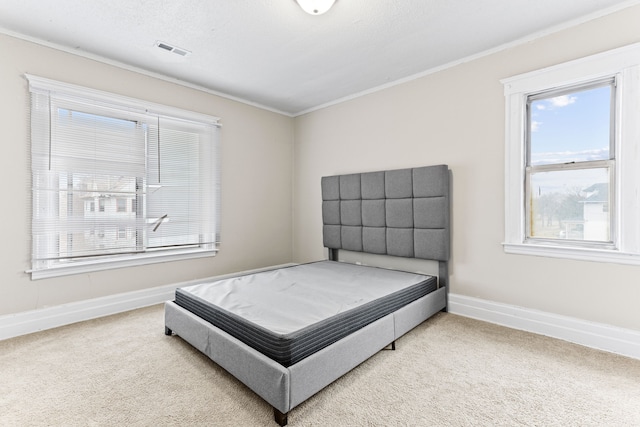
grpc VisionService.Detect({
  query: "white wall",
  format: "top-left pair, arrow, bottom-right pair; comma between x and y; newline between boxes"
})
0,33 -> 294,316
293,5 -> 640,331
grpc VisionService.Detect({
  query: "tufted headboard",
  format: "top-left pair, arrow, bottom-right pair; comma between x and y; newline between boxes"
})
321,164 -> 450,262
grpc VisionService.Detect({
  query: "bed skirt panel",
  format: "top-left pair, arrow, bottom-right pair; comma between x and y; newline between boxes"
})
165,302 -> 291,413
287,314 -> 395,410
393,287 -> 446,339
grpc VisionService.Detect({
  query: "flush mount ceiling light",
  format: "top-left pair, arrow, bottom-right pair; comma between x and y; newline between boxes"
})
295,0 -> 336,15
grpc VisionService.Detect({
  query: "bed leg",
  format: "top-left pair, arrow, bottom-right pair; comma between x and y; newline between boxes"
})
274,408 -> 288,426
164,326 -> 173,336
439,260 -> 449,313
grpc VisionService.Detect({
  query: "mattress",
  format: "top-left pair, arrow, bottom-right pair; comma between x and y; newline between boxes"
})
174,261 -> 437,367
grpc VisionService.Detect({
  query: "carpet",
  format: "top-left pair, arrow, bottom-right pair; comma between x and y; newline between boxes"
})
1,304 -> 638,426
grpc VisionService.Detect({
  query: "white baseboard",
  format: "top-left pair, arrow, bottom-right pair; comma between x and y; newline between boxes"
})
449,293 -> 640,360
3,275 -> 638,361
0,263 -> 295,341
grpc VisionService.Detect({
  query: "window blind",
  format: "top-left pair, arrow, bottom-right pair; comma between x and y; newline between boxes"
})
28,75 -> 221,276
146,116 -> 219,250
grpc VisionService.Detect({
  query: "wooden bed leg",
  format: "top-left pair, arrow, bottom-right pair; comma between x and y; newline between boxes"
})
164,326 -> 173,336
391,341 -> 396,351
274,408 -> 288,426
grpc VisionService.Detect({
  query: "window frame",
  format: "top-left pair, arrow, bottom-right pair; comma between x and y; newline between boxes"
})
524,78 -> 616,249
27,75 -> 222,280
501,42 -> 640,265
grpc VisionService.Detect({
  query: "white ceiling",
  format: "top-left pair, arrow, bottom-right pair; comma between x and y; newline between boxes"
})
0,0 -> 638,116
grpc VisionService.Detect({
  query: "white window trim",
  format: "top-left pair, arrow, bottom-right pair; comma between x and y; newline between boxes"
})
501,42 -> 640,265
30,248 -> 217,280
26,74 -> 220,125
26,75 -> 222,279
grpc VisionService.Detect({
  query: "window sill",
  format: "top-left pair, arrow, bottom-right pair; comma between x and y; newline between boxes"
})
29,248 -> 218,280
503,242 -> 640,265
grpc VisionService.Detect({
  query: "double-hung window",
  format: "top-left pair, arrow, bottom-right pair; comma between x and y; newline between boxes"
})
525,79 -> 615,246
28,75 -> 221,279
502,43 -> 640,264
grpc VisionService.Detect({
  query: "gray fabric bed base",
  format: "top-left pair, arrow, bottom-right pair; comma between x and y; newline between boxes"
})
173,261 -> 437,367
164,286 -> 446,422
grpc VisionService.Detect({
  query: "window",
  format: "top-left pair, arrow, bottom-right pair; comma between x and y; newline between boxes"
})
502,43 -> 640,265
116,198 -> 127,213
526,80 -> 615,246
28,75 -> 221,279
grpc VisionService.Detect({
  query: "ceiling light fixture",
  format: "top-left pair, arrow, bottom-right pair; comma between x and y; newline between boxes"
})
295,0 -> 336,15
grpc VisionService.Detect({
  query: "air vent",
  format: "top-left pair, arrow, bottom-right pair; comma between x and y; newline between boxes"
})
156,41 -> 191,57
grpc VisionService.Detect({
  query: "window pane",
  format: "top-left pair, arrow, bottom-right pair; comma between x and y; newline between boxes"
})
146,118 -> 216,250
53,108 -> 147,176
32,174 -> 140,262
529,84 -> 612,166
529,168 -> 610,242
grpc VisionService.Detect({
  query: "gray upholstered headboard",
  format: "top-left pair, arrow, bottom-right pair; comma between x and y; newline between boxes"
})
321,164 -> 450,262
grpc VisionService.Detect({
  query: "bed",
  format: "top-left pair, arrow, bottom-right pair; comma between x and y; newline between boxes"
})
164,164 -> 450,425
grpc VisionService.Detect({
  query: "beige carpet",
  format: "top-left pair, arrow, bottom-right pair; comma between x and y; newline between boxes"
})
1,304 -> 639,426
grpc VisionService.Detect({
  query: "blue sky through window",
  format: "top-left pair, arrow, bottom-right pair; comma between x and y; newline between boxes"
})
530,84 -> 611,166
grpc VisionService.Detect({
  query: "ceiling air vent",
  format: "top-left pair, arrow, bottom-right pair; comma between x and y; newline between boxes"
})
156,41 -> 191,57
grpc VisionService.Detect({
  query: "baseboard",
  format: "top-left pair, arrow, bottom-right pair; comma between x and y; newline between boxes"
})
4,276 -> 638,361
449,293 -> 640,360
0,263 -> 296,341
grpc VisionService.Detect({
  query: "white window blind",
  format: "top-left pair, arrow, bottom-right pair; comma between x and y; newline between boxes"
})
146,116 -> 219,250
28,75 -> 221,278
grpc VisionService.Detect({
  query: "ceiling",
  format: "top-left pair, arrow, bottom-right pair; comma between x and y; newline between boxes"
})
0,0 -> 638,116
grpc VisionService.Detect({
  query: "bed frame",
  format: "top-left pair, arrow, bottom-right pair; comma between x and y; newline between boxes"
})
164,164 -> 450,425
